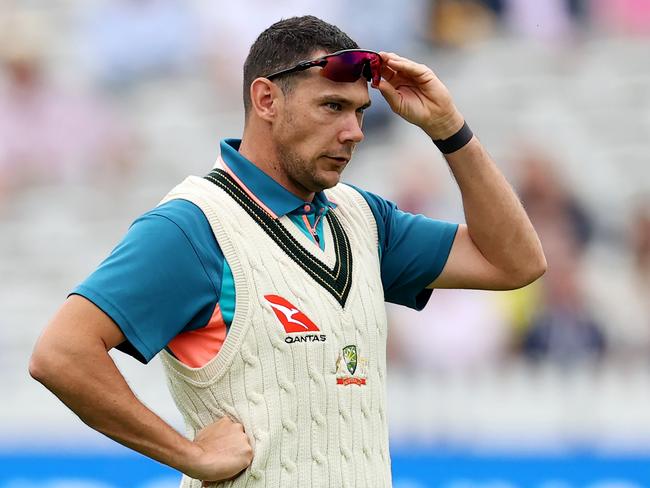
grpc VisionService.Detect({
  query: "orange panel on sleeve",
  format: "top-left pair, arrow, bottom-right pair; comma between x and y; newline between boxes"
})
167,304 -> 227,368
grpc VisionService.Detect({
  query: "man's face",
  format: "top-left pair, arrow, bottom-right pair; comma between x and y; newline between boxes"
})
271,65 -> 371,195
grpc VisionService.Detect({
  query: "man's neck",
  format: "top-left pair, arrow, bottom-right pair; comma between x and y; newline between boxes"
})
238,132 -> 315,202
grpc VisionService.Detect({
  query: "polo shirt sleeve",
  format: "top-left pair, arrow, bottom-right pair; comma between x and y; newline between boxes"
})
70,199 -> 223,363
349,185 -> 458,311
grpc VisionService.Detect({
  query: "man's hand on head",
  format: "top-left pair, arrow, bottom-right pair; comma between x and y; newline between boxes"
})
377,52 -> 464,140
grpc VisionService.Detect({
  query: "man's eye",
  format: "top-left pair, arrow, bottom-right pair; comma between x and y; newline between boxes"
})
326,102 -> 342,111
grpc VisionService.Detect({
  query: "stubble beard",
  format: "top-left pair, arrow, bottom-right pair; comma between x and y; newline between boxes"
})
274,106 -> 342,194
276,142 -> 329,194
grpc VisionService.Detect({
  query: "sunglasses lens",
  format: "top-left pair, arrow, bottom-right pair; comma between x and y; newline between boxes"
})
320,51 -> 381,87
368,56 -> 381,88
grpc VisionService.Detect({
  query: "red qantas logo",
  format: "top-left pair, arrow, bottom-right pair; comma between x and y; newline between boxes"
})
264,295 -> 320,333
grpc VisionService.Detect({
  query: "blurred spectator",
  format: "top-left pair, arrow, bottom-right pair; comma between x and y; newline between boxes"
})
387,155 -> 510,373
518,150 -> 594,251
591,0 -> 650,35
0,12 -> 134,200
497,279 -> 544,343
502,0 -> 579,41
76,0 -> 199,91
426,0 -> 498,47
632,203 -> 650,284
503,149 -> 604,364
522,218 -> 606,365
583,201 -> 650,359
426,0 -> 586,45
388,289 -> 510,372
477,0 -> 507,16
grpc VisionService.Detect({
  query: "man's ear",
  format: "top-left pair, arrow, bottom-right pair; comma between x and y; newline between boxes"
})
249,77 -> 282,122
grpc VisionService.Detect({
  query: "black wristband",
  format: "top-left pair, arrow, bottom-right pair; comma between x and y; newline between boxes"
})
432,121 -> 473,154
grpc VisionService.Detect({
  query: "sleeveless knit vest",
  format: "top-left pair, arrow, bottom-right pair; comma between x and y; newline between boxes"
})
158,171 -> 391,488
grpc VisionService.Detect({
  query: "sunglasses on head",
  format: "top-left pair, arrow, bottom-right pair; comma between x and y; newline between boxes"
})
265,49 -> 382,88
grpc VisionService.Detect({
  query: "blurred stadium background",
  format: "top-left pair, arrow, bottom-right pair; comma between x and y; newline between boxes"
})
1,1 -> 649,487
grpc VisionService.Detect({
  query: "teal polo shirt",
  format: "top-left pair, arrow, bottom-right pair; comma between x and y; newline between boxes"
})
72,139 -> 458,363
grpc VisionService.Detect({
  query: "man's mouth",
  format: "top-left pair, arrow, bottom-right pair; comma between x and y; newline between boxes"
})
324,155 -> 349,164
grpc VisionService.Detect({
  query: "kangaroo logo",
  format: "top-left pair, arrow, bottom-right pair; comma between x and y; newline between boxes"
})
264,295 -> 320,333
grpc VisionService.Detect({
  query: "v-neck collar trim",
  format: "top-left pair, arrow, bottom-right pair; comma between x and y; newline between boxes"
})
204,168 -> 353,307
219,138 -> 337,218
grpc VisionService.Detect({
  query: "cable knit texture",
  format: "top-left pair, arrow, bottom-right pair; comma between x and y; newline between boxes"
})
158,176 -> 391,488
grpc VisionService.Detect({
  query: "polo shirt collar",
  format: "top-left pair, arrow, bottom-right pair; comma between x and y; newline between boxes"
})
219,138 -> 336,217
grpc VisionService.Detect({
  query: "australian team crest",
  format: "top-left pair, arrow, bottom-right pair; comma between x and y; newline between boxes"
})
336,345 -> 368,386
343,345 -> 358,375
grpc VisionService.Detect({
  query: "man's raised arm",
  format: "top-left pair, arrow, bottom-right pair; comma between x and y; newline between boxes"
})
377,52 -> 546,290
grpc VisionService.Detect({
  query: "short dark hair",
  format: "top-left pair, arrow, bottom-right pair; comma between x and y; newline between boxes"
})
243,16 -> 359,116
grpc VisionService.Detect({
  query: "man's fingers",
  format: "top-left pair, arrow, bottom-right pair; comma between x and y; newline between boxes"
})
380,51 -> 433,82
377,79 -> 402,114
386,58 -> 428,78
381,51 -> 419,67
379,51 -> 400,62
380,64 -> 397,82
380,51 -> 412,68
192,416 -> 253,484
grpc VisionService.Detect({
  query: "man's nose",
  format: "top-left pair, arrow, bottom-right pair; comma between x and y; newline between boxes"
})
339,113 -> 364,145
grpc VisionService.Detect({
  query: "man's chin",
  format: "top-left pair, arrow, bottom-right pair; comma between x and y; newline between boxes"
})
315,171 -> 342,190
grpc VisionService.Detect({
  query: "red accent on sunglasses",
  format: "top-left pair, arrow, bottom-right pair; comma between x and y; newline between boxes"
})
266,49 -> 382,88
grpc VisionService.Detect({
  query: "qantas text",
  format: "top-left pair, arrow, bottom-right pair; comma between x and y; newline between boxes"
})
284,334 -> 327,344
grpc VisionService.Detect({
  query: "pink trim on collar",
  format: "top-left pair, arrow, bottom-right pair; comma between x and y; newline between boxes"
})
217,157 -> 278,219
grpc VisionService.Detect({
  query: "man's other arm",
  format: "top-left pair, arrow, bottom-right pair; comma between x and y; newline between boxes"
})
429,136 -> 546,290
378,52 -> 546,290
29,295 -> 252,482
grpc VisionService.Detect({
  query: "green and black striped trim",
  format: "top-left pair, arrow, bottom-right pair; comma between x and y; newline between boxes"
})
204,169 -> 353,307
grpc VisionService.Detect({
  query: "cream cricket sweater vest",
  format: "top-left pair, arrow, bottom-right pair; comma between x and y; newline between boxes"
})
158,170 -> 391,488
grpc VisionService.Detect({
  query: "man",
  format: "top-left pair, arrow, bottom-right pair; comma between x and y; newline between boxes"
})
29,15 -> 545,488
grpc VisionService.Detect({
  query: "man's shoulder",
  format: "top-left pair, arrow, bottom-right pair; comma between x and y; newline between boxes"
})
144,198 -> 211,233
325,183 -> 382,215
131,198 -> 219,256
335,183 -> 396,223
